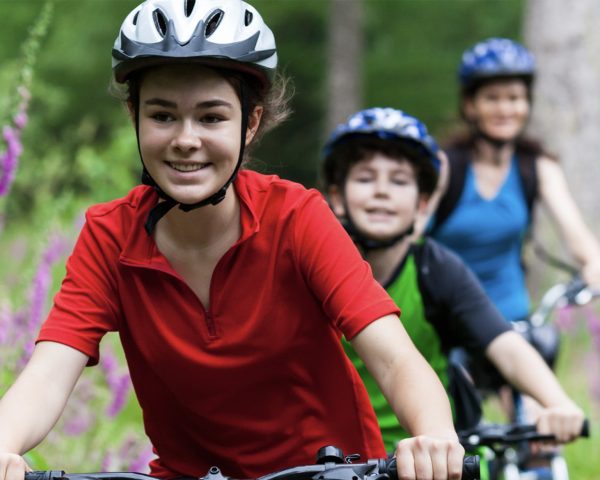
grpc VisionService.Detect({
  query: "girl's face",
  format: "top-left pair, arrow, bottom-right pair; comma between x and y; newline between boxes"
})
330,154 -> 426,242
464,78 -> 530,142
137,64 -> 261,205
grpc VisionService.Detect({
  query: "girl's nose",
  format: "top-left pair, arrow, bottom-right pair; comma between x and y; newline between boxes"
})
173,120 -> 201,151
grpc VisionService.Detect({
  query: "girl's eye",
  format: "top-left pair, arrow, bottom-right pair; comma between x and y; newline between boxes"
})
202,114 -> 225,124
151,112 -> 174,122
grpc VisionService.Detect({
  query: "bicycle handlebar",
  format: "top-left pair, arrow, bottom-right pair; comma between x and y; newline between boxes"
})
458,419 -> 590,451
24,449 -> 481,480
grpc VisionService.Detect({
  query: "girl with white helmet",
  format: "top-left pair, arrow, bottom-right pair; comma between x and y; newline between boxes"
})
0,2 -> 465,480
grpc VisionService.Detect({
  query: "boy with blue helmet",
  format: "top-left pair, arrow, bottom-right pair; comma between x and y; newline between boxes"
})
322,107 -> 584,452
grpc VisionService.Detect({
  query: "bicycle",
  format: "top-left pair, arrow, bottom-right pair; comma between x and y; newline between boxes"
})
24,446 -> 481,480
458,420 -> 590,480
458,274 -> 599,480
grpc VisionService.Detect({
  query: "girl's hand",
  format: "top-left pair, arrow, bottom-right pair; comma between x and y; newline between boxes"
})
0,452 -> 31,480
535,404 -> 585,443
394,434 -> 464,480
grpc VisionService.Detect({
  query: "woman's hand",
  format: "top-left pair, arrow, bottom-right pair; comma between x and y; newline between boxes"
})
0,452 -> 31,480
394,434 -> 464,480
582,260 -> 600,290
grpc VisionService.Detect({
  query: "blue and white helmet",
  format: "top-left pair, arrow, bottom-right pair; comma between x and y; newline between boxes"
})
322,107 -> 440,192
112,0 -> 277,88
458,38 -> 535,89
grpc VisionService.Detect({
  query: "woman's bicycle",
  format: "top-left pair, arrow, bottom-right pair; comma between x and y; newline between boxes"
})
457,272 -> 599,480
458,420 -> 590,480
24,446 -> 481,480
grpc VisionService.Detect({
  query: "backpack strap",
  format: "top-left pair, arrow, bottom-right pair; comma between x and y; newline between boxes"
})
430,147 -> 470,234
515,149 -> 538,222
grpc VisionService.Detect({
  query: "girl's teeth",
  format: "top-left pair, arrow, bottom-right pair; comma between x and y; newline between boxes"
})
169,162 -> 205,172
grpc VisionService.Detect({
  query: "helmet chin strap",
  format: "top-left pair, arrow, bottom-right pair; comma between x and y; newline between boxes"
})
135,83 -> 250,235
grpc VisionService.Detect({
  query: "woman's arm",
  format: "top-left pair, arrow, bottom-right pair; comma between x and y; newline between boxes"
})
0,342 -> 88,480
351,314 -> 464,480
537,156 -> 600,286
485,331 -> 584,442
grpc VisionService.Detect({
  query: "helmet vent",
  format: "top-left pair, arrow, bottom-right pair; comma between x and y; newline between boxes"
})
244,10 -> 253,26
205,9 -> 224,38
184,0 -> 196,17
152,9 -> 168,37
132,11 -> 139,25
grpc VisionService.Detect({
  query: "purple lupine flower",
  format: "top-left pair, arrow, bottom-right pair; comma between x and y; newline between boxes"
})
555,305 -> 577,332
63,412 -> 95,436
128,445 -> 154,473
585,306 -> 600,349
101,451 -> 114,472
27,234 -> 69,334
0,126 -> 23,196
106,374 -> 131,417
101,347 -> 133,417
0,301 -> 11,343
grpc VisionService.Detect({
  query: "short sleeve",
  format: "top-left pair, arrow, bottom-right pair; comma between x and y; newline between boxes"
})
292,191 -> 399,340
419,239 -> 511,353
36,210 -> 122,365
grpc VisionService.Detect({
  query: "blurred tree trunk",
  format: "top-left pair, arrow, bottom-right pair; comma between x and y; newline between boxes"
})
524,0 -> 600,227
326,0 -> 364,133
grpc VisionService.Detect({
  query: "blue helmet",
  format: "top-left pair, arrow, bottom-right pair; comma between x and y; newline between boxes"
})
322,107 -> 440,187
458,38 -> 535,89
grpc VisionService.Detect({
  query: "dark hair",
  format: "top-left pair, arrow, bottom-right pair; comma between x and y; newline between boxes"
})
109,64 -> 293,161
322,136 -> 438,195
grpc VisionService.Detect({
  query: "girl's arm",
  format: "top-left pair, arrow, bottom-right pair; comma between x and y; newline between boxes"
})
351,314 -> 464,480
537,156 -> 600,286
485,330 -> 584,442
0,342 -> 88,480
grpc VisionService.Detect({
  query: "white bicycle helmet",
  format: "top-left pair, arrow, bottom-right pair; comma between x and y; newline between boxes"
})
112,0 -> 277,88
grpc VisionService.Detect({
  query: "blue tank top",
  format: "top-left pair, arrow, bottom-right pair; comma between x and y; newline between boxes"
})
432,157 -> 530,321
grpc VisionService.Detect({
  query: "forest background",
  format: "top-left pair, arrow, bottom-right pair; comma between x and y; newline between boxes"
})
0,0 -> 599,478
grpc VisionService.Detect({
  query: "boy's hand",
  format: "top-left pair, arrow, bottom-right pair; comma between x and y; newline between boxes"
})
535,404 -> 585,443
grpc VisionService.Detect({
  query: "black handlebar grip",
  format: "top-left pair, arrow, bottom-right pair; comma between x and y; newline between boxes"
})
581,418 -> 590,438
25,472 -> 66,480
384,455 -> 479,480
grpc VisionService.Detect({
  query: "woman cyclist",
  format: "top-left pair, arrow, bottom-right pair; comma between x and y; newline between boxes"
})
0,2 -> 465,480
430,37 -> 600,325
321,107 -> 584,457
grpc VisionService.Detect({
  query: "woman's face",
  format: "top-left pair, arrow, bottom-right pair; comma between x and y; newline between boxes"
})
464,78 -> 530,142
330,154 -> 426,242
137,64 -> 261,205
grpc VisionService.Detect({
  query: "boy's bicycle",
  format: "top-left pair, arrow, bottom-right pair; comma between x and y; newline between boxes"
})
458,420 -> 590,480
24,446 -> 481,480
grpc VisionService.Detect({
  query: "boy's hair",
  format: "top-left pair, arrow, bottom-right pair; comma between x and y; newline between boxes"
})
322,136 -> 438,195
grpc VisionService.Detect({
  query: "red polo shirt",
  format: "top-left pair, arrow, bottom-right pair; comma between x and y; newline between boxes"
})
38,171 -> 399,479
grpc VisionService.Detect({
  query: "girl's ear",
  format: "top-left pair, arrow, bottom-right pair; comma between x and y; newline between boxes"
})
327,185 -> 346,218
245,106 -> 264,145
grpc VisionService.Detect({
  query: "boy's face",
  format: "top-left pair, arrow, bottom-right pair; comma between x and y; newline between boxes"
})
329,153 -> 427,242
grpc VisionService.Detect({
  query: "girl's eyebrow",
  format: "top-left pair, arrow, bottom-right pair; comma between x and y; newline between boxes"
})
143,98 -> 234,109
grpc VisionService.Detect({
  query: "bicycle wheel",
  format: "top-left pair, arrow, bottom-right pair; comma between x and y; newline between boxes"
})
550,455 -> 569,480
501,462 -> 521,480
